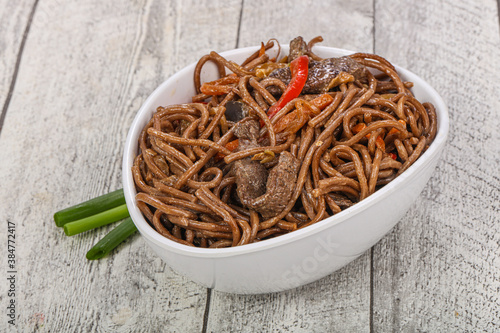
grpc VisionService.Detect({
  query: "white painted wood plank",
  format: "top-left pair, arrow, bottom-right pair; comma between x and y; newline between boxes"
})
372,0 -> 500,331
2,0 -> 498,331
236,0 -> 374,53
207,253 -> 372,333
0,0 -> 241,331
0,1 -> 36,123
206,1 -> 375,332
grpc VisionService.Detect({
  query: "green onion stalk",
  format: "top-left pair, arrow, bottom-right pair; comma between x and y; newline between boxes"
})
54,189 -> 137,259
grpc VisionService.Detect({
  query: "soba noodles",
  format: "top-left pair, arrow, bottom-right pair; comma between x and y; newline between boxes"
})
132,36 -> 437,248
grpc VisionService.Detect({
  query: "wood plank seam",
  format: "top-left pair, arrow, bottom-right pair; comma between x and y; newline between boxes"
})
0,0 -> 39,137
370,248 -> 374,332
498,0 -> 500,30
370,3 -> 376,331
202,288 -> 213,333
203,3 -> 244,330
235,0 -> 245,48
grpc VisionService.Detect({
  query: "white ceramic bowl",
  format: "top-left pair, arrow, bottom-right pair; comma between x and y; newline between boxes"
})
123,45 -> 449,294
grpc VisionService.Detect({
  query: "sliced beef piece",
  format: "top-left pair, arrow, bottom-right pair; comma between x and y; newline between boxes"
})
288,36 -> 308,62
232,118 -> 268,206
233,158 -> 268,205
225,101 -> 251,122
244,151 -> 300,219
328,193 -> 354,209
230,118 -> 300,219
268,56 -> 366,94
233,117 -> 260,145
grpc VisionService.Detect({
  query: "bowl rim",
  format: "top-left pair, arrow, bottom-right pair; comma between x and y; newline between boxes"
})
123,45 -> 449,258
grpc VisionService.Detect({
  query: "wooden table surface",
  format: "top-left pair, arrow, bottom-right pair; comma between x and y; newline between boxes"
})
1,0 -> 499,332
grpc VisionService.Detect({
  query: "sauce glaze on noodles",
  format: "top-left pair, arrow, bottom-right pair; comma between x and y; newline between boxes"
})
132,37 -> 437,248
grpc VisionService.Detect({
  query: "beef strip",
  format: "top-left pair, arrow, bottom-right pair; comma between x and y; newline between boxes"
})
230,118 -> 300,219
233,158 -> 268,205
270,36 -> 366,94
268,56 -> 366,94
232,118 -> 268,205
288,36 -> 308,62
225,101 -> 251,122
232,117 -> 260,144
328,193 -> 354,209
242,151 -> 300,219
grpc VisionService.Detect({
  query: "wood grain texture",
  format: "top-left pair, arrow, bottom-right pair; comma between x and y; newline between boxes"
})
207,253 -> 371,333
0,0 -> 37,131
0,0 -> 499,332
236,0 -> 374,52
0,0 -> 241,331
372,0 -> 500,331
205,1 -> 375,332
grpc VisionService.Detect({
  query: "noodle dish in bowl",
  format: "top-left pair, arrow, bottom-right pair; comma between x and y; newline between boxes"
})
123,36 -> 448,294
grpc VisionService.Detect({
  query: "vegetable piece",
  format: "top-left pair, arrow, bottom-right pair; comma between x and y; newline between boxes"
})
323,72 -> 355,91
298,99 -> 320,116
251,150 -> 275,164
274,100 -> 310,134
224,139 -> 240,152
200,84 -> 232,95
266,55 -> 309,119
215,139 -> 239,160
63,204 -> 129,236
258,42 -> 266,57
255,62 -> 287,78
352,123 -> 386,151
374,135 -> 386,152
200,74 -> 239,96
309,93 -> 334,110
387,119 -> 407,136
274,110 -> 299,133
285,108 -> 309,135
86,218 -> 137,260
225,101 -> 249,122
54,189 -> 125,227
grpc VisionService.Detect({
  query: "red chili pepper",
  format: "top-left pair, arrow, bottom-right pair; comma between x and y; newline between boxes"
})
388,152 -> 397,160
266,55 -> 309,119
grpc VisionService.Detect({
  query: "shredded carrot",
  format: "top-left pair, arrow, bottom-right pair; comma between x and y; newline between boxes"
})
352,123 -> 367,134
310,93 -> 334,110
375,135 -> 386,151
273,100 -> 311,134
274,111 -> 299,133
258,42 -> 266,57
215,139 -> 239,160
387,119 -> 407,136
200,75 -> 239,96
352,123 -> 385,151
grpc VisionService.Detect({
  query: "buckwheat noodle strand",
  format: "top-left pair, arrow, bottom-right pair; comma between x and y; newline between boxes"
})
132,37 -> 438,248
